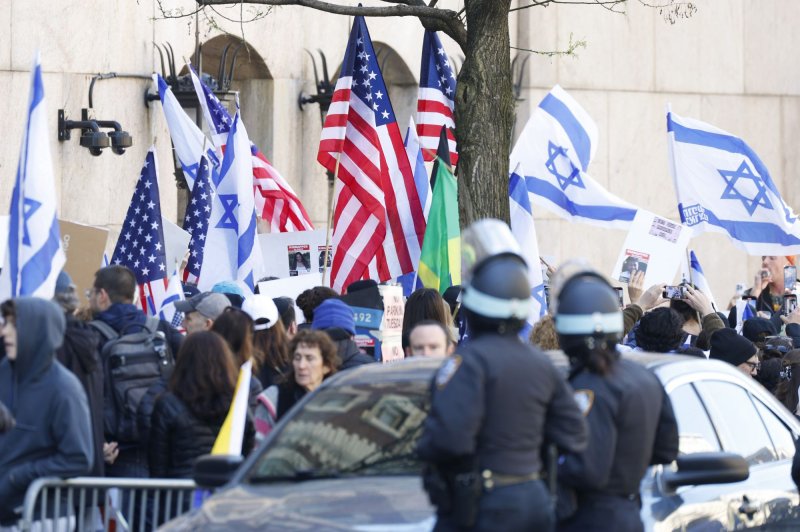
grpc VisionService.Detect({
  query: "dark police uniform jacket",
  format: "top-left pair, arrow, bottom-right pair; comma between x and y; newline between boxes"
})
559,356 -> 679,497
417,333 -> 588,475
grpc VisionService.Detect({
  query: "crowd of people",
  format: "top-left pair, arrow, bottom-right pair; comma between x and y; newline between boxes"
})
2,246 -> 800,530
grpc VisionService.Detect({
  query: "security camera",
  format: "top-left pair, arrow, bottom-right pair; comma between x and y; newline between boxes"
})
79,131 -> 110,156
109,130 -> 133,155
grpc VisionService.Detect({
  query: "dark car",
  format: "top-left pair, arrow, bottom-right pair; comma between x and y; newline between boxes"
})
161,353 -> 800,531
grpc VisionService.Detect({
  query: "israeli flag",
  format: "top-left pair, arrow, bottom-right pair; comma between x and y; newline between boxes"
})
158,268 -> 185,329
509,165 -> 547,336
154,74 -> 220,191
198,110 -> 263,293
679,249 -> 717,311
668,111 -> 800,254
404,117 -> 431,220
510,85 -> 638,229
0,54 -> 66,300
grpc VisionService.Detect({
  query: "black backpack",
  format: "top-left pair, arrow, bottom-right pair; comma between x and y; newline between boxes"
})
91,317 -> 174,444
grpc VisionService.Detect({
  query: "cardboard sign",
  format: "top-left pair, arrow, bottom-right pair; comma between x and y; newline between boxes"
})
59,220 -> 110,303
258,229 -> 329,279
611,210 -> 692,287
377,285 -> 404,363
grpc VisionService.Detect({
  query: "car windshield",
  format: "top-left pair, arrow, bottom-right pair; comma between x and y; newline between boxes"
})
247,379 -> 430,483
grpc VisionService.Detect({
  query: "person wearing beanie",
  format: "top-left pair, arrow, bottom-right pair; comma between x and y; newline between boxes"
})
634,308 -> 687,353
709,328 -> 759,377
311,299 -> 373,370
741,317 -> 778,346
296,286 -> 338,326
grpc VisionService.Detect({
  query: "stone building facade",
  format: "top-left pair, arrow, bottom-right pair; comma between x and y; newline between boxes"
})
0,1 -> 795,302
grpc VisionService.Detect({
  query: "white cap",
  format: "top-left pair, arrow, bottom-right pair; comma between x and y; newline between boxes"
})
242,294 -> 280,331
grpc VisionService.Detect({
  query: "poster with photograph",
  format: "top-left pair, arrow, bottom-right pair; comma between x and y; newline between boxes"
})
318,245 -> 332,273
611,210 -> 692,287
618,250 -> 650,283
258,229 -> 328,279
288,244 -> 312,276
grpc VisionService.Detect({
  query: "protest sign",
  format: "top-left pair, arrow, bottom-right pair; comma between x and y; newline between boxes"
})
59,220 -> 109,302
258,229 -> 329,279
611,210 -> 691,287
378,285 -> 404,363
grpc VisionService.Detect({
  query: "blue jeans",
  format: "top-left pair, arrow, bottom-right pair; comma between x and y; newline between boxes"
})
435,479 -> 554,532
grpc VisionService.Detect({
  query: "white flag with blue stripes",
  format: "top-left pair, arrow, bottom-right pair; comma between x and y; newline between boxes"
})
0,54 -> 65,300
404,117 -> 431,221
154,74 -> 220,191
198,110 -> 263,293
680,249 -> 717,311
510,85 -> 638,229
668,111 -> 800,254
158,268 -> 185,329
509,166 -> 547,333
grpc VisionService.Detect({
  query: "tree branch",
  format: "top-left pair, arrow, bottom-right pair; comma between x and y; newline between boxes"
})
196,0 -> 468,50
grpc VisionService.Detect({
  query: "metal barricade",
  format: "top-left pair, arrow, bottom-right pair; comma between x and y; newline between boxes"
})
18,476 -> 210,532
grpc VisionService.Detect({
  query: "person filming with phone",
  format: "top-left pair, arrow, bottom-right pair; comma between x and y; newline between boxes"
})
731,256 -> 797,327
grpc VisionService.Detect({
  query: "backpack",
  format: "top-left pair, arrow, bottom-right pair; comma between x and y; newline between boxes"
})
91,317 -> 174,444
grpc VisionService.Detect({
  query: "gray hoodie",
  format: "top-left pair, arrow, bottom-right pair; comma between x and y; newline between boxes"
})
0,297 -> 93,524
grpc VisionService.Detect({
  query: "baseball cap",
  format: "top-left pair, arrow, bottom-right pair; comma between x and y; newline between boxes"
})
174,292 -> 231,320
242,294 -> 280,331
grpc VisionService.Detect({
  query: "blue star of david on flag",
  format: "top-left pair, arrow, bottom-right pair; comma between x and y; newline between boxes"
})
21,198 -> 41,246
718,160 -> 773,216
217,194 -> 239,230
545,141 -> 585,191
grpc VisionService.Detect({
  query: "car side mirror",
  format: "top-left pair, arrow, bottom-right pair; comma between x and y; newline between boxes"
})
193,454 -> 244,489
661,452 -> 749,491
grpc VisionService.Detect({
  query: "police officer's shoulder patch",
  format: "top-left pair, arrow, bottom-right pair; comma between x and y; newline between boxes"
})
436,355 -> 462,388
573,389 -> 595,416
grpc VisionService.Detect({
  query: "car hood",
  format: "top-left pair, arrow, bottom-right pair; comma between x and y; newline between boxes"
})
159,476 -> 435,531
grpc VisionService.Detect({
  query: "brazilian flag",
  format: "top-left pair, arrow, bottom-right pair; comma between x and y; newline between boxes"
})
418,153 -> 460,293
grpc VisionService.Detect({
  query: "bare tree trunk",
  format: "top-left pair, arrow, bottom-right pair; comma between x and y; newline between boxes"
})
455,0 -> 514,226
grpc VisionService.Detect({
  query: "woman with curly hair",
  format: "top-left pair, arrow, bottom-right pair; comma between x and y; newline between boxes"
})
148,331 -> 254,479
254,329 -> 340,441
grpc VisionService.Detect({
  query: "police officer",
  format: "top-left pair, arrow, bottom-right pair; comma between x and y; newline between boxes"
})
551,263 -> 679,532
417,220 -> 588,532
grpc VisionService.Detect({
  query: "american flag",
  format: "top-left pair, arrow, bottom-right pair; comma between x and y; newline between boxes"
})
182,154 -> 213,284
111,147 -> 172,316
188,67 -> 314,232
318,16 -> 426,293
417,30 -> 458,165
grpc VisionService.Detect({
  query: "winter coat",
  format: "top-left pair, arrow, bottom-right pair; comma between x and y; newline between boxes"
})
0,298 -> 93,525
56,316 -> 105,477
148,391 -> 254,478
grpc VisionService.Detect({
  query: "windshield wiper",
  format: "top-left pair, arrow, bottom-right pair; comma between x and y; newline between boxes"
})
249,469 -> 342,484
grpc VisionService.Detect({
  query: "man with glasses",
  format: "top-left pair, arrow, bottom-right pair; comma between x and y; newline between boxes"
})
709,328 -> 760,377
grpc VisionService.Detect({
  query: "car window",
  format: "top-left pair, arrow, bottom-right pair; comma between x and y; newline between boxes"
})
247,380 -> 430,482
695,380 -> 776,465
753,399 -> 796,460
668,384 -> 720,454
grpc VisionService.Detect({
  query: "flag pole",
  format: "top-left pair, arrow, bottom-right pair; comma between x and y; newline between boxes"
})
686,248 -> 694,287
322,153 -> 341,288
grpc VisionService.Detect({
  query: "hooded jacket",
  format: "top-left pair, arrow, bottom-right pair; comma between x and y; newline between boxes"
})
0,298 -> 93,524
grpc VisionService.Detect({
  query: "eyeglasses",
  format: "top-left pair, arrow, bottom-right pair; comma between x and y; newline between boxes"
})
745,361 -> 761,372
